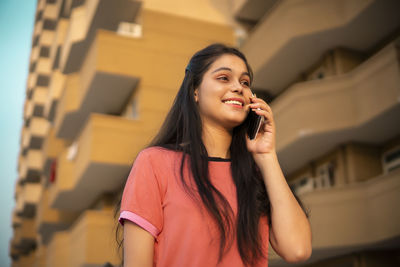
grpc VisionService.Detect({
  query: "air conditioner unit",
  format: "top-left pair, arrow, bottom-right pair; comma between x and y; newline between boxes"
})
117,22 -> 142,38
382,145 -> 400,174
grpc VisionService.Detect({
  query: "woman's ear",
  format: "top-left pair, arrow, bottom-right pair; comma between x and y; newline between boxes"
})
194,89 -> 199,102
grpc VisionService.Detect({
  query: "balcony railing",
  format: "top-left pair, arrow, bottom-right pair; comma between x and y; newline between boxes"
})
242,0 -> 400,95
49,18 -> 68,71
14,218 -> 36,254
19,183 -> 42,218
43,1 -> 58,21
34,244 -> 47,267
270,168 -> 400,266
16,252 -> 36,267
33,20 -> 43,39
23,117 -> 50,152
59,0 -> 141,73
55,9 -> 234,140
46,230 -> 70,267
69,210 -> 120,267
30,46 -> 40,63
19,149 -> 43,183
44,70 -> 65,122
27,73 -> 37,91
51,113 -> 151,211
53,73 -> 80,139
36,57 -> 52,76
48,149 -> 74,209
12,208 -> 22,228
41,127 -> 67,185
38,30 -> 55,50
233,0 -> 278,23
272,41 -> 400,174
36,188 -> 77,245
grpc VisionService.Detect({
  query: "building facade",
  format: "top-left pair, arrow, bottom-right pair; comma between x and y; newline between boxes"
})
10,0 -> 400,266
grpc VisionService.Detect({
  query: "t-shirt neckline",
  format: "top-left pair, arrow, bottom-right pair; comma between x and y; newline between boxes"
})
207,157 -> 231,162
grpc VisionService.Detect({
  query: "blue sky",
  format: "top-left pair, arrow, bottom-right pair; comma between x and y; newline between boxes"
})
0,0 -> 36,265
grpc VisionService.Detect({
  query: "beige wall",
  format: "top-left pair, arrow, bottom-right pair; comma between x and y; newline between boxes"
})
344,142 -> 382,183
305,48 -> 364,81
142,0 -> 232,25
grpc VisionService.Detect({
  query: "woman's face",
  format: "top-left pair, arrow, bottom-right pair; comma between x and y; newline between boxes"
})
195,54 -> 253,130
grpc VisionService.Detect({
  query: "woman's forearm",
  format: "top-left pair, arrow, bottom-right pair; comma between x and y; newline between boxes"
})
256,152 -> 312,262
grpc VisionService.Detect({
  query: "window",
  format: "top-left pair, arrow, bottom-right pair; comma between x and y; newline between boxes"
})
382,145 -> 400,173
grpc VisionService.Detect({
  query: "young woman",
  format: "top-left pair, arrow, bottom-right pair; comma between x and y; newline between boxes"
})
118,44 -> 312,267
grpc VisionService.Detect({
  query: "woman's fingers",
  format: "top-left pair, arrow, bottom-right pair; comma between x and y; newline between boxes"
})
249,98 -> 272,113
253,108 -> 274,125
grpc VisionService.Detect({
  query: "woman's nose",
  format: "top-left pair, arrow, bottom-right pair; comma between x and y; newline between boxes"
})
231,81 -> 243,94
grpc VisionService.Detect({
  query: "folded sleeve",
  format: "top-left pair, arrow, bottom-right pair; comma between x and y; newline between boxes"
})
119,149 -> 164,238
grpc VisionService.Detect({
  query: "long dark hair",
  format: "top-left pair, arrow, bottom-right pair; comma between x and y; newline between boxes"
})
116,43 -> 308,266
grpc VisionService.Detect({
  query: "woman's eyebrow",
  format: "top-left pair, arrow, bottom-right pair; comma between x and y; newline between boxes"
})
211,67 -> 250,78
211,67 -> 232,73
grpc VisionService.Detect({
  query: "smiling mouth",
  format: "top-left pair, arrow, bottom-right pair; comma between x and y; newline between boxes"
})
222,99 -> 244,107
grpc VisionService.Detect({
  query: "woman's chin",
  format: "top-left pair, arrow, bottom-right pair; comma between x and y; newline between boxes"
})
223,117 -> 246,130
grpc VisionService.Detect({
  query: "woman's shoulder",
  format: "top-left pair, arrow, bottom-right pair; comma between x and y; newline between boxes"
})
137,146 -> 183,164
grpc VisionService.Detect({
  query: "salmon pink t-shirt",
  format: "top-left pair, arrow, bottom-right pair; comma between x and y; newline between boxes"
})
119,146 -> 269,266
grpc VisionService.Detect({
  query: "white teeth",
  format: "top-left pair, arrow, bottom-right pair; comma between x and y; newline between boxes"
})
224,100 -> 242,106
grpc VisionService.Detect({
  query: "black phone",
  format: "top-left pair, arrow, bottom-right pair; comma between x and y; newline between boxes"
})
246,109 -> 264,140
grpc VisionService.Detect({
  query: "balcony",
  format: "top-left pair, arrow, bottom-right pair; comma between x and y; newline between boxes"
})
30,46 -> 40,63
49,18 -> 68,70
36,188 -> 77,245
9,238 -> 19,261
31,86 -> 47,107
44,70 -> 65,122
47,230 -> 70,267
37,0 -> 45,12
20,126 -> 30,153
59,0 -> 141,73
22,117 -> 50,151
69,210 -> 120,267
33,20 -> 43,39
14,218 -> 36,254
242,0 -> 400,95
23,99 -> 33,122
15,185 -> 24,216
55,32 -> 140,139
55,9 -> 234,140
34,244 -> 47,267
36,57 -> 52,76
12,208 -> 22,228
51,113 -> 150,211
43,1 -> 58,21
19,183 -> 42,218
272,41 -> 400,174
21,149 -> 43,183
269,168 -> 400,266
53,73 -> 81,139
48,149 -> 74,209
27,73 -> 37,90
233,0 -> 278,23
24,86 -> 47,120
38,30 -> 55,50
41,127 -> 67,185
16,252 -> 36,267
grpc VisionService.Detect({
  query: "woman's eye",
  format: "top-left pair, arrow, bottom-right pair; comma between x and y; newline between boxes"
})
217,76 -> 229,81
241,80 -> 250,87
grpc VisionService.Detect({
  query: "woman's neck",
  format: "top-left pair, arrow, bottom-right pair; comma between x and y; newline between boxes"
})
202,123 -> 232,159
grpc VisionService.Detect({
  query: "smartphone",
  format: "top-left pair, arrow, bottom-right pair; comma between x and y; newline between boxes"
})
247,108 -> 264,140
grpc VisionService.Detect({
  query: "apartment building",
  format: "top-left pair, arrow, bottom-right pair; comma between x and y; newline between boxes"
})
10,0 -> 400,266
233,0 -> 400,266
